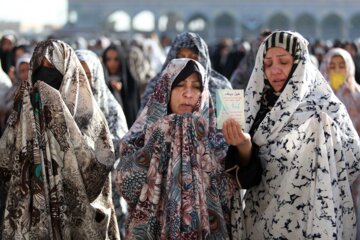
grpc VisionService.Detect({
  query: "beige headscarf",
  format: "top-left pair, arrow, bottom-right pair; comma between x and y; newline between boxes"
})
0,39 -> 119,239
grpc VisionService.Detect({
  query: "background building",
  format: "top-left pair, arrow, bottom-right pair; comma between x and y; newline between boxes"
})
61,0 -> 360,43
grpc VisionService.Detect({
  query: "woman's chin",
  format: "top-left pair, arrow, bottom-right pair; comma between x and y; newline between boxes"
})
176,107 -> 193,114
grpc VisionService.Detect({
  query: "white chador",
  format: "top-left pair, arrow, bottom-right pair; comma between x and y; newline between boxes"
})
239,31 -> 360,239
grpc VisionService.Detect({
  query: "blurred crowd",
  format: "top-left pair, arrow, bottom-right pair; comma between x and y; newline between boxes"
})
2,29 -> 360,134
0,28 -> 360,239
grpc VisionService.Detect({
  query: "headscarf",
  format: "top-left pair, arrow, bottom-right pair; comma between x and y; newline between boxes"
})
115,58 -> 235,239
0,54 -> 30,136
15,53 -> 31,78
0,60 -> 12,107
102,44 -> 141,128
76,49 -> 129,239
239,31 -> 360,239
75,49 -> 128,157
0,33 -> 16,74
140,32 -> 232,110
320,47 -> 360,135
0,39 -> 119,239
0,62 -> 12,136
127,38 -> 156,96
248,31 -> 302,136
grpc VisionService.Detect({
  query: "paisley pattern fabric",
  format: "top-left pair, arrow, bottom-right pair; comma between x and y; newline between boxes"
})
0,39 -> 119,239
140,32 -> 232,110
115,58 -> 235,239
238,31 -> 360,239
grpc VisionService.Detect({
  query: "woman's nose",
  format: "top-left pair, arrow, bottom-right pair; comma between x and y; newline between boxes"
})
183,87 -> 194,98
270,65 -> 281,74
335,67 -> 342,72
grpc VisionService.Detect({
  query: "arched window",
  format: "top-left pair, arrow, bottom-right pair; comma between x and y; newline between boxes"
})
187,14 -> 208,39
106,11 -> 131,32
321,14 -> 343,40
214,13 -> 236,40
267,13 -> 290,31
133,10 -> 155,32
68,10 -> 78,24
295,14 -> 316,41
349,14 -> 360,40
158,12 -> 184,38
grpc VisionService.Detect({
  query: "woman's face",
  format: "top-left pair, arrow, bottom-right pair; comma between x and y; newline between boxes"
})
32,58 -> 63,90
328,55 -> 347,91
328,55 -> 346,76
177,48 -> 199,60
105,49 -> 120,75
169,72 -> 202,114
18,62 -> 29,81
80,61 -> 92,87
264,47 -> 294,92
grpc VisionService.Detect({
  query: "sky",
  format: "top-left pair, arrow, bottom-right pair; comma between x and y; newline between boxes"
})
0,0 -> 68,28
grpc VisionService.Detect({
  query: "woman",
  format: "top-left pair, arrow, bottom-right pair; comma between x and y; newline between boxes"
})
115,58 -> 235,239
0,39 -> 119,239
1,53 -> 31,137
0,33 -> 16,80
140,32 -> 232,111
102,44 -> 141,128
320,47 -> 360,237
75,49 -> 128,155
224,31 -> 360,239
320,47 -> 360,134
76,49 -> 129,239
0,62 -> 12,137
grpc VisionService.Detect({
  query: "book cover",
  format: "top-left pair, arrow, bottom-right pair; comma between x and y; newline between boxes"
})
216,89 -> 245,129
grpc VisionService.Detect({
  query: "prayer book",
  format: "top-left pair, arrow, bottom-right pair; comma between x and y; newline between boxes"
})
216,89 -> 245,129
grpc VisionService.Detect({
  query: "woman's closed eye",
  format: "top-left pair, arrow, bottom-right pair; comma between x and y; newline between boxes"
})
264,60 -> 272,68
280,60 -> 291,65
193,82 -> 202,90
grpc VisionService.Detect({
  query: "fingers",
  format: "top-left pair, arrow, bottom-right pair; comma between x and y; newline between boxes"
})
222,119 -> 245,145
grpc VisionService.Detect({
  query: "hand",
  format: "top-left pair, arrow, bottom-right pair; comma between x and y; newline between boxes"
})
110,80 -> 122,91
222,118 -> 250,146
222,118 -> 252,165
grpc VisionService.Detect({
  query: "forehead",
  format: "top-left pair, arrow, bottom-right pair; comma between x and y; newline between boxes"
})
175,72 -> 201,85
42,58 -> 53,67
80,61 -> 91,71
186,72 -> 200,81
106,49 -> 118,57
178,48 -> 196,55
330,55 -> 345,63
19,62 -> 29,68
265,47 -> 291,58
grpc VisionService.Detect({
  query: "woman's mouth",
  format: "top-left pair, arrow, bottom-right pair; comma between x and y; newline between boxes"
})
179,103 -> 193,111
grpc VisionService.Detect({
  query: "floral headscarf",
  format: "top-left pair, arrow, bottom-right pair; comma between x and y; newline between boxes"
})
116,58 -> 235,239
0,39 -> 119,239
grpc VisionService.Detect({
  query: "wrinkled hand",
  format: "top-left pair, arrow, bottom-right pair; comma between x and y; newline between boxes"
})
222,118 -> 252,164
222,119 -> 251,146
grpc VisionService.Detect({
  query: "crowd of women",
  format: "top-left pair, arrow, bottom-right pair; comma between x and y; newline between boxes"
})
0,29 -> 359,239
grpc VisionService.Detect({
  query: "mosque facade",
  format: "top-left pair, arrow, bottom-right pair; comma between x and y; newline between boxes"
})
63,0 -> 360,43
